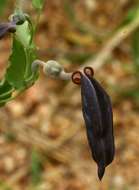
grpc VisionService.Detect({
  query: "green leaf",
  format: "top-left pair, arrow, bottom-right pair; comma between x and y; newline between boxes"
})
0,80 -> 13,106
16,21 -> 39,84
16,21 -> 32,48
6,37 -> 27,89
0,89 -> 13,100
0,15 -> 39,107
5,20 -> 38,91
0,80 -> 13,94
32,0 -> 44,10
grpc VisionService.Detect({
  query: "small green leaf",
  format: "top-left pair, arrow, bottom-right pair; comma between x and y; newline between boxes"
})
0,80 -> 13,106
32,0 -> 44,10
0,15 -> 39,107
16,20 -> 39,85
5,20 -> 38,91
0,90 -> 13,100
6,37 -> 27,89
0,80 -> 13,94
16,21 -> 32,48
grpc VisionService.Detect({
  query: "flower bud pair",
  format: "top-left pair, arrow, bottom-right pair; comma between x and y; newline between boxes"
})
72,67 -> 115,180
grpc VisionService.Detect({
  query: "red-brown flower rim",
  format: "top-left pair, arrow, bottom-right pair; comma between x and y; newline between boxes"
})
84,67 -> 94,77
71,71 -> 82,85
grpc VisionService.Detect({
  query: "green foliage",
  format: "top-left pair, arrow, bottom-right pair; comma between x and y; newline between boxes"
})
6,37 -> 27,89
0,0 -> 47,107
0,15 -> 39,106
32,0 -> 44,10
0,80 -> 13,106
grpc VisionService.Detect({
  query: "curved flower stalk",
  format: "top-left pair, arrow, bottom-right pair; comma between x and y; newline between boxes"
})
72,67 -> 115,180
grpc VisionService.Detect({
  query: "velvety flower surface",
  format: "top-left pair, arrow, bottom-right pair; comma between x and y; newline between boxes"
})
72,67 -> 115,180
89,77 -> 115,166
0,22 -> 16,39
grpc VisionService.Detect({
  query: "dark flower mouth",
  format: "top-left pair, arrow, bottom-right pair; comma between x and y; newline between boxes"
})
0,14 -> 27,40
72,67 -> 115,180
83,67 -> 94,77
0,22 -> 16,40
71,70 -> 82,85
71,67 -> 94,85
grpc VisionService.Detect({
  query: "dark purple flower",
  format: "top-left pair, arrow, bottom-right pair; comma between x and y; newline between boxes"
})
0,22 -> 16,39
72,67 -> 115,180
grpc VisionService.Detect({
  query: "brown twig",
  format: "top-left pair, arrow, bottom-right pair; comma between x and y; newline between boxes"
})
80,14 -> 139,70
64,14 -> 139,92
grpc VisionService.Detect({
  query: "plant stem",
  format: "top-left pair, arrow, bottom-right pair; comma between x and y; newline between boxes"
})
32,60 -> 72,81
34,10 -> 41,33
81,12 -> 139,71
15,0 -> 24,12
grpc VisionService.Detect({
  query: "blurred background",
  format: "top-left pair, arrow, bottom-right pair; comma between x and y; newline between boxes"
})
0,0 -> 139,189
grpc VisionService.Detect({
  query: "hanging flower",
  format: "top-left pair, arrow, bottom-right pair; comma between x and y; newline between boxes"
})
72,67 -> 115,180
